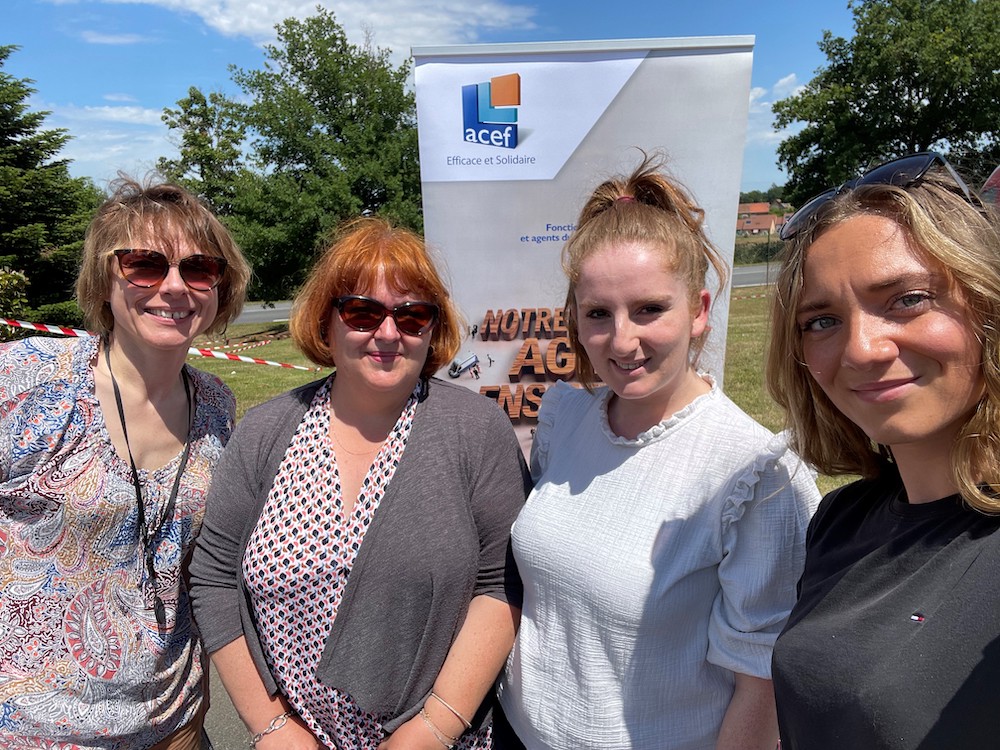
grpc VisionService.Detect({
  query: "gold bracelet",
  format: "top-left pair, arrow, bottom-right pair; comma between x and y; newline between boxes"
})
429,691 -> 473,730
419,708 -> 456,748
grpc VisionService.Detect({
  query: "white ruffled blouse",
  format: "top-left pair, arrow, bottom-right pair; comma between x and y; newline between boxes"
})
498,378 -> 820,750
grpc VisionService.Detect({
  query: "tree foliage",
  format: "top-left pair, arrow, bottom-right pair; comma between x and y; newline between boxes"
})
159,8 -> 421,299
157,87 -> 246,215
0,45 -> 103,309
739,184 -> 786,204
0,267 -> 29,340
773,0 -> 1000,204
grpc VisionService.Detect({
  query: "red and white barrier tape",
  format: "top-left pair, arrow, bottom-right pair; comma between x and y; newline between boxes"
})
190,347 -> 312,371
226,339 -> 272,353
1,319 -> 88,337
202,339 -> 271,351
1,318 -> 313,372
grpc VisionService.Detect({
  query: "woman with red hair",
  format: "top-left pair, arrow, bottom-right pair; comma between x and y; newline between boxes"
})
190,217 -> 529,750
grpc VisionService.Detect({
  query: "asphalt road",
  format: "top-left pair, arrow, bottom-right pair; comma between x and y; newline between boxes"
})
205,666 -> 245,750
731,261 -> 778,288
232,263 -> 775,329
236,301 -> 293,326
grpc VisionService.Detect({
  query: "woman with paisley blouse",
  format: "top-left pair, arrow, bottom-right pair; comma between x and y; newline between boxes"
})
189,217 -> 529,750
0,178 -> 250,749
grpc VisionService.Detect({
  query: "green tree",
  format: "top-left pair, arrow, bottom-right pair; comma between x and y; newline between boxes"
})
773,0 -> 1000,204
765,184 -> 785,203
0,267 -> 29,340
157,86 -> 247,214
234,15 -> 420,220
0,45 -> 103,309
159,9 -> 422,299
232,10 -> 420,297
225,170 -> 338,300
739,190 -> 768,203
739,184 -> 786,205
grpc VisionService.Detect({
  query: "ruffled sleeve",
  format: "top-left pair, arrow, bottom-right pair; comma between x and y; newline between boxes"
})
528,380 -> 570,482
707,430 -> 820,679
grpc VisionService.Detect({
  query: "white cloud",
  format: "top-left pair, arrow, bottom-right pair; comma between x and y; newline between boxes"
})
103,93 -> 139,102
80,30 -> 148,44
746,127 -> 790,146
62,126 -> 173,185
56,103 -> 164,126
748,86 -> 768,114
743,75 -> 808,151
32,96 -> 173,186
91,0 -> 537,63
772,72 -> 805,99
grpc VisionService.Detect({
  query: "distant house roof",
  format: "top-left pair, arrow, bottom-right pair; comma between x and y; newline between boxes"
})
737,202 -> 771,215
736,214 -> 789,234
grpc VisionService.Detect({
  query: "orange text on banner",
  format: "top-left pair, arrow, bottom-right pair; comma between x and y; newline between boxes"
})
477,307 -> 576,421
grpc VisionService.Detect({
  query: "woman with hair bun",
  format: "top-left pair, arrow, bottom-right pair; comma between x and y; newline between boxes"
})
495,156 -> 819,750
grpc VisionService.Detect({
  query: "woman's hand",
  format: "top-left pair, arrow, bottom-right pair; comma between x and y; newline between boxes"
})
254,713 -> 323,750
378,713 -> 454,750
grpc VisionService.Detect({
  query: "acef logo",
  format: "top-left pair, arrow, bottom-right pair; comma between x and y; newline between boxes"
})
462,73 -> 520,149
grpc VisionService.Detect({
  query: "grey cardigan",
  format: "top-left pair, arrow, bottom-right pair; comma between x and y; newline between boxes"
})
189,376 -> 530,734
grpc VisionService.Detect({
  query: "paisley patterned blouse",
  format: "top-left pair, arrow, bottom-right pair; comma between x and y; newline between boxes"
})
0,335 -> 235,749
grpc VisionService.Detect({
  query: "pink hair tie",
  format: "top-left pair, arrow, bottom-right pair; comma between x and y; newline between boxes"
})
617,195 -> 636,203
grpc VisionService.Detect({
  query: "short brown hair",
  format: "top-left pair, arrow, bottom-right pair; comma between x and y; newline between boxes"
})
766,171 -> 1000,512
289,217 -> 463,377
75,176 -> 250,337
564,154 -> 728,389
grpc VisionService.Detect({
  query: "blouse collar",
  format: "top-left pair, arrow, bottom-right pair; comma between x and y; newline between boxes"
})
598,374 -> 718,447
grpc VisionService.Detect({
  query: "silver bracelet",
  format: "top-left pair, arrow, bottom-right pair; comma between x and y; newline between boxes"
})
249,710 -> 295,748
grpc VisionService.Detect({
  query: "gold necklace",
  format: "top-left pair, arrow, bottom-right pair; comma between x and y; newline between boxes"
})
329,417 -> 385,456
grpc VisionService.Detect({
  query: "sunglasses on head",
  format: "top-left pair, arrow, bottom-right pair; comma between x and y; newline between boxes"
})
114,249 -> 228,292
779,152 -> 976,242
333,295 -> 439,336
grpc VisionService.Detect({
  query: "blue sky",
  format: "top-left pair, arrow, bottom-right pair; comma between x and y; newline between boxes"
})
5,0 -> 855,192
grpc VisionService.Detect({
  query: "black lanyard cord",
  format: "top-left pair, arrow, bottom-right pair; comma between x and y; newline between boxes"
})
104,343 -> 193,626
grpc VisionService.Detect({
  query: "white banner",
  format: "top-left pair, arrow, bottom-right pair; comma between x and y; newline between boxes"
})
413,37 -> 754,449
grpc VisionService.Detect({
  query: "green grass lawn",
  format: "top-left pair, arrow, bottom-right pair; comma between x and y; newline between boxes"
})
722,287 -> 784,433
192,288 -> 849,494
189,323 -> 326,420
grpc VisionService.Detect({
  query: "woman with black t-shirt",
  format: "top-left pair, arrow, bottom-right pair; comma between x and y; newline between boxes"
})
766,152 -> 1000,749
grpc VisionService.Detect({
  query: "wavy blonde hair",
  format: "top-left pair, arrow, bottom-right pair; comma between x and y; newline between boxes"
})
767,172 -> 1000,512
76,176 -> 250,337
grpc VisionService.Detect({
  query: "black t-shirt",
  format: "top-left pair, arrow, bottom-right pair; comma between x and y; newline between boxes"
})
772,466 -> 1000,749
